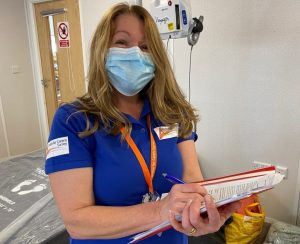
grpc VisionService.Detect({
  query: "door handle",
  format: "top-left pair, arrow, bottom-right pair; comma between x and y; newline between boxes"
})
41,79 -> 49,88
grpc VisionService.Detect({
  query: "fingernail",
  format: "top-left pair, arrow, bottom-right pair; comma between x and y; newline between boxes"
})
187,199 -> 193,205
200,201 -> 205,208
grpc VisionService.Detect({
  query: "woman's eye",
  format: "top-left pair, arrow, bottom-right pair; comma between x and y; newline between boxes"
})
114,40 -> 127,45
140,45 -> 148,51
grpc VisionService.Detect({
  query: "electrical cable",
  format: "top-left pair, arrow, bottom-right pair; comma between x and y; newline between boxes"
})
188,45 -> 193,103
172,38 -> 175,69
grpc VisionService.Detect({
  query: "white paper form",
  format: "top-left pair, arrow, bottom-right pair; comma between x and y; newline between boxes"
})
203,173 -> 284,203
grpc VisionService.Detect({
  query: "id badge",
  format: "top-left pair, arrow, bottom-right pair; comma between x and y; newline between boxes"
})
142,191 -> 160,203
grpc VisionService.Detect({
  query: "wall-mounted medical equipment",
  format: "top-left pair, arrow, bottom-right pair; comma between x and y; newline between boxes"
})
130,0 -> 203,46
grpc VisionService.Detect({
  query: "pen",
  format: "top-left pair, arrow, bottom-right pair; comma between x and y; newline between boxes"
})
162,173 -> 185,184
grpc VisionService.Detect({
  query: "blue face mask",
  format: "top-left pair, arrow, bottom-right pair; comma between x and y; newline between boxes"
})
105,46 -> 155,96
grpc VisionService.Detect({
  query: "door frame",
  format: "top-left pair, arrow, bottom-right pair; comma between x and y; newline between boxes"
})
24,0 -> 87,146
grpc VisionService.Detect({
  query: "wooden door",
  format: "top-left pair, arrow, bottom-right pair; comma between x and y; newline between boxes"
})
34,0 -> 85,128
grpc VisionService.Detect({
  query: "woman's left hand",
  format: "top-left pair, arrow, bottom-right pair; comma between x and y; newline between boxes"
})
168,194 -> 241,236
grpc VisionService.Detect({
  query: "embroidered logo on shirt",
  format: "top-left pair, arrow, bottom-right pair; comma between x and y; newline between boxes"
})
46,137 -> 69,160
154,125 -> 178,140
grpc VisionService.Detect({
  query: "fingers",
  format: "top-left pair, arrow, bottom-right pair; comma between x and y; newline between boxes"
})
181,200 -> 194,231
188,195 -> 220,235
166,184 -> 241,237
168,194 -> 240,237
166,183 -> 207,236
158,196 -> 187,220
169,199 -> 199,236
160,183 -> 207,220
218,200 -> 241,223
167,183 -> 207,211
194,195 -> 239,234
172,183 -> 207,195
169,209 -> 184,233
204,195 -> 221,228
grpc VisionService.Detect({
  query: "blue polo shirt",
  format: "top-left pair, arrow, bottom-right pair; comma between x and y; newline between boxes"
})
45,99 -> 197,244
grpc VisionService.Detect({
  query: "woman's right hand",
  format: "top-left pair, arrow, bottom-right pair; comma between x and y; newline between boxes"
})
157,183 -> 241,237
157,183 -> 207,221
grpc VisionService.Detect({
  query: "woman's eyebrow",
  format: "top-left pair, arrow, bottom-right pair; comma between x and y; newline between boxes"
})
114,30 -> 130,36
113,31 -> 147,43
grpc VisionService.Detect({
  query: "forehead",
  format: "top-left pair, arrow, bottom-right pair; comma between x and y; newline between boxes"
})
113,14 -> 146,38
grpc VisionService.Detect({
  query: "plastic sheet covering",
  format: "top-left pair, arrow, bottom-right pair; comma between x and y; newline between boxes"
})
264,217 -> 300,244
0,149 -> 65,243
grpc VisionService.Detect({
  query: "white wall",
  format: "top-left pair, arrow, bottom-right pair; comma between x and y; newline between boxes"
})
79,0 -> 300,224
174,0 -> 300,224
0,0 -> 42,157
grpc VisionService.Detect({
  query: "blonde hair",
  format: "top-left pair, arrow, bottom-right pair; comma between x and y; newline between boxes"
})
75,2 -> 199,138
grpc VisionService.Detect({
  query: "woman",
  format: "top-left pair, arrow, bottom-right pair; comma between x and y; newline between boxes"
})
45,3 -> 240,244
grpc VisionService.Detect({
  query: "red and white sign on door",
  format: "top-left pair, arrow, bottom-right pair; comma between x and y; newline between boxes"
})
57,22 -> 70,48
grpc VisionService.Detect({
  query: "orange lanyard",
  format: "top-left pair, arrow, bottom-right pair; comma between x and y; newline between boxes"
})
120,115 -> 157,193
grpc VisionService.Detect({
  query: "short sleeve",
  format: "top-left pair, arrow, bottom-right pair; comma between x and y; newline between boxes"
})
177,131 -> 198,144
45,105 -> 95,174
